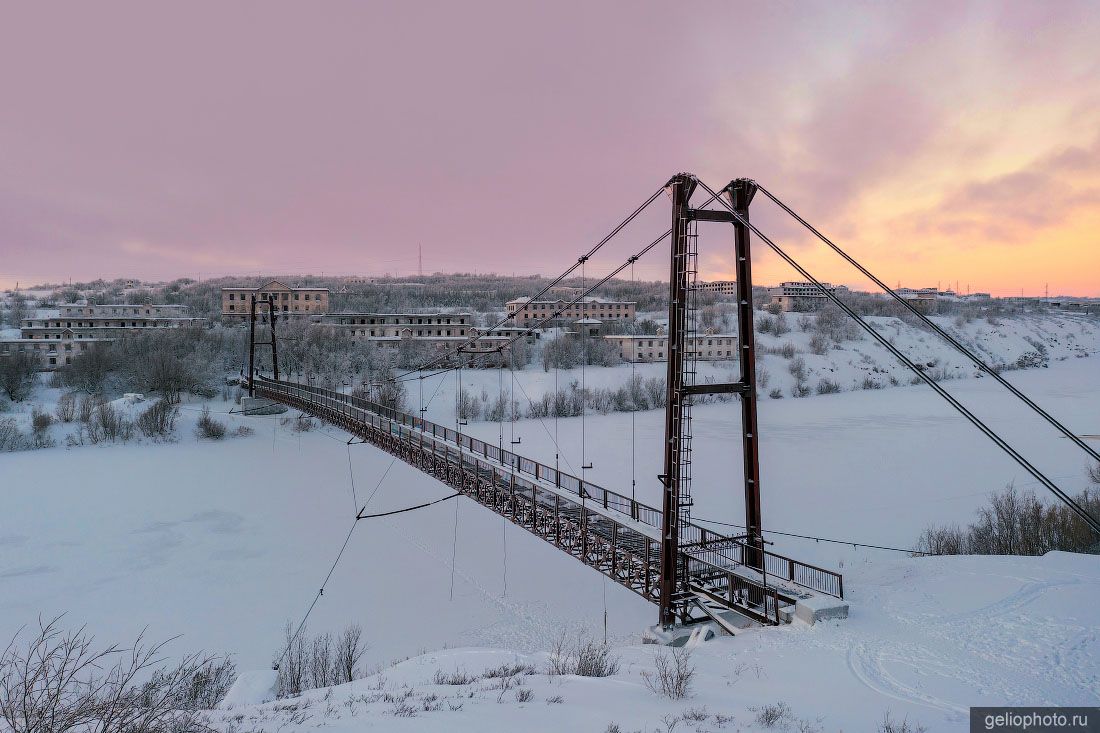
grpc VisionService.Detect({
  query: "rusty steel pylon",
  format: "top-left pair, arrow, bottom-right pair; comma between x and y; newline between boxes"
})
658,175 -> 763,628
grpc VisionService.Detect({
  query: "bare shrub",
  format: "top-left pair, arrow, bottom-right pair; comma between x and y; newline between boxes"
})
547,633 -> 619,677
0,418 -> 29,452
195,407 -> 226,440
0,352 -> 39,401
59,345 -> 116,395
137,400 -> 179,439
233,425 -> 254,437
431,668 -> 478,686
78,395 -> 103,424
642,647 -> 694,699
776,342 -> 797,359
56,393 -> 77,422
546,695 -> 564,704
514,688 -> 533,703
879,711 -> 928,733
809,334 -> 829,355
275,623 -> 307,698
142,657 -> 237,711
768,388 -> 784,400
334,624 -> 366,685
88,403 -> 134,444
31,408 -> 55,448
915,485 -> 1100,556
390,700 -> 417,717
814,305 -> 861,342
483,662 -> 535,679
1088,462 -> 1100,486
752,700 -> 793,728
788,357 -> 807,382
274,623 -> 366,698
861,376 -> 884,390
791,382 -> 811,398
0,616 -> 226,733
815,379 -> 841,395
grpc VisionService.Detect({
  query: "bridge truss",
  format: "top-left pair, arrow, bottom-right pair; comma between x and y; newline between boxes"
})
254,376 -> 843,627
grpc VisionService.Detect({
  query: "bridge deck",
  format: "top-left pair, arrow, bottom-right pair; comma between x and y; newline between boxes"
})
254,376 -> 843,626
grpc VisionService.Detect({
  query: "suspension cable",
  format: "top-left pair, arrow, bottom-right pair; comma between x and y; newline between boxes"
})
581,256 -> 589,473
630,258 -> 637,504
387,188 -> 727,386
693,516 -> 928,555
694,177 -> 1100,536
392,184 -> 669,380
755,183 -> 1100,468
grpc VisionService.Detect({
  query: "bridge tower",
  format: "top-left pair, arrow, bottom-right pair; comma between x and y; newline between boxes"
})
658,175 -> 763,628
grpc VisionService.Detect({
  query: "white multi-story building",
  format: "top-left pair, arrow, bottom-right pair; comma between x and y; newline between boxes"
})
604,329 -> 738,362
1,302 -> 204,369
317,312 -> 472,341
316,312 -> 528,361
505,296 -> 636,325
695,280 -> 737,296
767,281 -> 847,311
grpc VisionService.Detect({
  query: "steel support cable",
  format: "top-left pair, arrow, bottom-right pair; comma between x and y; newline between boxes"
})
509,367 -> 578,474
356,491 -> 461,520
755,183 -> 1100,468
694,178 -> 1100,536
421,369 -> 448,412
276,489 -> 465,666
693,516 -> 928,555
392,184 -> 668,381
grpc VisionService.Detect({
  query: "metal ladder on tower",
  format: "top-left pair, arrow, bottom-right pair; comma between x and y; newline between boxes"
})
677,216 -> 701,527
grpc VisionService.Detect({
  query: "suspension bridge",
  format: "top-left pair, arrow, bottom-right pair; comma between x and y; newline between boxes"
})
245,173 -> 1100,638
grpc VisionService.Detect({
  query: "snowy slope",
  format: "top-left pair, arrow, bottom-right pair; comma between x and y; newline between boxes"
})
411,311 -> 1100,427
204,553 -> 1099,732
1,329 -> 1098,731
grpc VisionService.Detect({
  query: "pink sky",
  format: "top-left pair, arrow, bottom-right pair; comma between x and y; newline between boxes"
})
2,1 -> 1099,295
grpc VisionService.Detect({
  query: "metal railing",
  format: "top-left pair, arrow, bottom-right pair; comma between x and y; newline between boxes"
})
255,376 -> 844,600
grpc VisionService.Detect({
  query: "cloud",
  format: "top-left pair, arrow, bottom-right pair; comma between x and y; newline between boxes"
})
893,135 -> 1100,245
118,239 -> 262,271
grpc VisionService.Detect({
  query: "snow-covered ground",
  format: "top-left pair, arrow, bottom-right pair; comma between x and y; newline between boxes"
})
2,317 -> 1099,731
201,550 -> 1100,732
421,311 -> 1099,427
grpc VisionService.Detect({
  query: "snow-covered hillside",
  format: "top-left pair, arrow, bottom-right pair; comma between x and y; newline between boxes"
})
204,551 -> 1100,732
2,320 -> 1098,732
416,311 -> 1100,427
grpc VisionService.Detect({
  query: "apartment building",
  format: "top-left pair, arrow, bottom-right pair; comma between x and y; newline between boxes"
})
221,280 -> 330,320
316,313 -> 473,353
1,302 -> 204,368
604,329 -> 738,362
768,281 -> 847,311
0,336 -> 115,368
695,280 -> 737,296
505,296 -> 636,325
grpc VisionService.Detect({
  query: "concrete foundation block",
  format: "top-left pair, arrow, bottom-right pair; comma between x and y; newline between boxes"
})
793,595 -> 849,625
